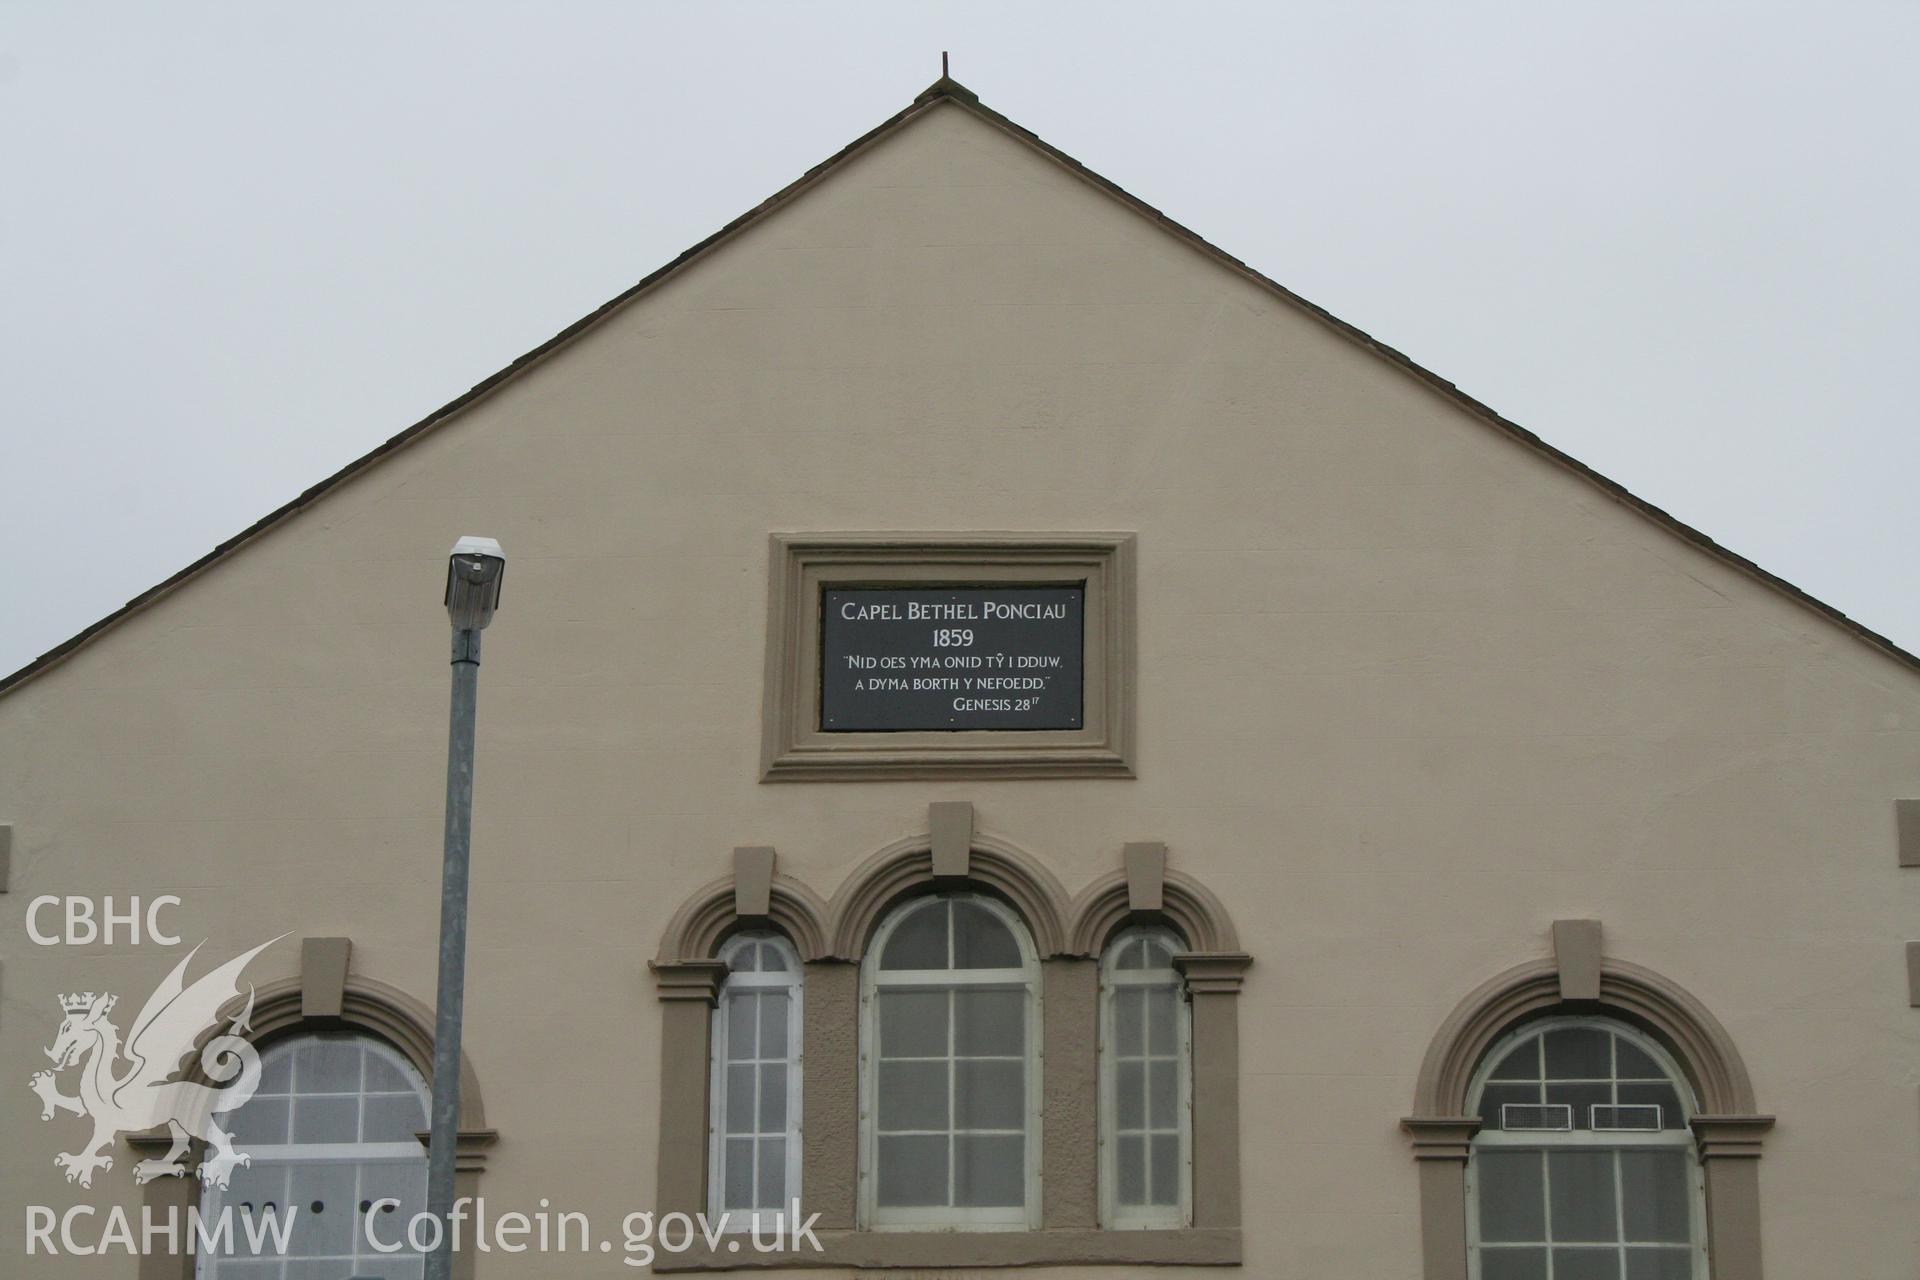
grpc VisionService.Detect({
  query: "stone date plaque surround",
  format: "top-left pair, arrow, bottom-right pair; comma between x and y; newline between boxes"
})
821,586 -> 1085,732
762,534 -> 1135,780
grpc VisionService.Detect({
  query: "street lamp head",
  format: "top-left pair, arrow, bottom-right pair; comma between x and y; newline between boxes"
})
444,536 -> 505,632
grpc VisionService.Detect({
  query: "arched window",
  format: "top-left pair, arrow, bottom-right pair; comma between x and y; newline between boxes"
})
710,931 -> 803,1230
202,1031 -> 431,1279
1467,1017 -> 1704,1280
861,893 -> 1040,1228
1099,926 -> 1190,1228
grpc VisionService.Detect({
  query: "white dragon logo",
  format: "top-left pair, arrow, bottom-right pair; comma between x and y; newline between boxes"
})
29,937 -> 283,1189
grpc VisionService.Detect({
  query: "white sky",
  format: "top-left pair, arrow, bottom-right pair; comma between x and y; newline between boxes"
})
2,3 -> 1915,677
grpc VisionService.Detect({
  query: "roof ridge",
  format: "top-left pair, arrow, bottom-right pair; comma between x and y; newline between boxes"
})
914,74 -> 980,105
3,77 -> 1914,698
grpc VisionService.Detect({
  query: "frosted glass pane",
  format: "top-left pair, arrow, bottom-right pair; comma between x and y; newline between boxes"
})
729,944 -> 759,973
229,1097 -> 289,1146
1116,1134 -> 1147,1204
362,1093 -> 426,1142
288,1161 -> 355,1255
1552,1247 -> 1620,1280
363,1055 -> 411,1094
724,1138 -> 754,1209
877,1135 -> 948,1206
360,1160 -> 427,1223
226,1162 -> 289,1254
882,902 -> 948,970
257,1052 -> 292,1095
758,1064 -> 787,1132
725,1064 -> 755,1134
954,1134 -> 1023,1206
1545,1027 -> 1613,1079
952,900 -> 1021,968
1147,989 -> 1178,1055
1475,1150 -> 1545,1242
1479,1247 -> 1548,1280
955,1059 -> 1023,1129
1626,1247 -> 1694,1279
359,1201 -> 415,1259
954,989 -> 1023,1056
284,1262 -> 346,1279
1148,1061 -> 1179,1128
878,1060 -> 948,1131
880,990 -> 947,1058
760,991 -> 789,1054
1149,1133 -> 1180,1206
1114,990 -> 1144,1056
1614,1038 -> 1662,1078
1549,1150 -> 1619,1243
1619,1151 -> 1691,1243
726,992 -> 757,1057
1116,1061 -> 1145,1129
1479,1083 -> 1541,1128
298,1040 -> 362,1094
757,1138 -> 786,1210
1618,1082 -> 1685,1129
757,943 -> 788,972
1488,1038 -> 1540,1081
291,1096 -> 357,1144
1547,1082 -> 1611,1129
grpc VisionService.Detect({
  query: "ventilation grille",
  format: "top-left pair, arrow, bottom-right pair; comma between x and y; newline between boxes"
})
1500,1103 -> 1573,1131
1591,1103 -> 1663,1131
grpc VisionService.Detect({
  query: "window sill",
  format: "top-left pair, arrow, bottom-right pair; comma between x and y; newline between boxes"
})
650,1227 -> 1240,1271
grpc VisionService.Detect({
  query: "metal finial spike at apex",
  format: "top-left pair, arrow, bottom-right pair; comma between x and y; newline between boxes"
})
942,51 -> 949,78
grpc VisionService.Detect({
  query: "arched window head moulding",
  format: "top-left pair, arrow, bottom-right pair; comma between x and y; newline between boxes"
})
826,831 -> 1073,961
171,974 -> 492,1133
656,872 -> 833,964
658,831 -> 1240,965
1066,869 -> 1241,956
1410,955 -> 1760,1121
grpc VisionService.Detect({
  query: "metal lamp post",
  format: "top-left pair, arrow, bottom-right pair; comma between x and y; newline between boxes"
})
425,536 -> 505,1280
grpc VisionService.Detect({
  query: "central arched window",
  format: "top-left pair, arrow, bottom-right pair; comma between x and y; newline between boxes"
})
1467,1017 -> 1705,1280
201,1032 -> 430,1279
710,932 -> 803,1231
861,893 -> 1041,1228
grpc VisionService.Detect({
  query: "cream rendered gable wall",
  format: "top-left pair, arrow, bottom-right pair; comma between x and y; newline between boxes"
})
2,97 -> 1917,1277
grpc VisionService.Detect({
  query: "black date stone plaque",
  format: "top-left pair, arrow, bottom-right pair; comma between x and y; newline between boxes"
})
820,585 -> 1085,732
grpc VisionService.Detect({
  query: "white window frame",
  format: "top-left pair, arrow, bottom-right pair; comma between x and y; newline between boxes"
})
197,1032 -> 430,1280
858,893 -> 1043,1231
1098,925 -> 1192,1230
1464,1016 -> 1709,1280
708,931 -> 805,1234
